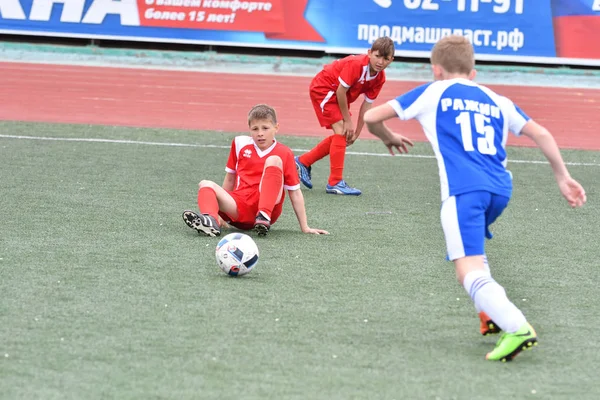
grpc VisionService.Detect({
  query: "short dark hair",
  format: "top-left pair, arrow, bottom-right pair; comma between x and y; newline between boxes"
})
371,37 -> 395,58
247,104 -> 277,126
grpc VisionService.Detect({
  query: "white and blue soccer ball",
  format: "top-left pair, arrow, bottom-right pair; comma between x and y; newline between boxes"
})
215,233 -> 259,276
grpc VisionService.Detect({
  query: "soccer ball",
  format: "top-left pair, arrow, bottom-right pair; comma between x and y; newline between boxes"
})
215,233 -> 259,276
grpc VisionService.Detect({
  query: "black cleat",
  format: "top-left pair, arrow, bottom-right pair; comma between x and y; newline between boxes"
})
253,213 -> 271,236
182,210 -> 221,237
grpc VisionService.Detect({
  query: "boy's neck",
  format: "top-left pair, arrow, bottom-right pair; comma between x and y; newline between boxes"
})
440,72 -> 471,80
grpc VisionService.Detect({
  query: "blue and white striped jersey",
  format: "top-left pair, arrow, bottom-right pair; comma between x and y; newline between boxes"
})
389,78 -> 530,201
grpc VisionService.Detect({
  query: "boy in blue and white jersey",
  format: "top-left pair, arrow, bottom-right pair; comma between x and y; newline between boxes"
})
364,35 -> 586,362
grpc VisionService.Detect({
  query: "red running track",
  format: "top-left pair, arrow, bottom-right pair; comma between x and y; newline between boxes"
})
2,62 -> 599,150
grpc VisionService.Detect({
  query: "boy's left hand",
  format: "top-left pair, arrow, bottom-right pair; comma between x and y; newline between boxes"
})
302,227 -> 330,235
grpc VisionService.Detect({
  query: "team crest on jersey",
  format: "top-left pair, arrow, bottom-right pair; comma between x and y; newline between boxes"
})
243,149 -> 252,158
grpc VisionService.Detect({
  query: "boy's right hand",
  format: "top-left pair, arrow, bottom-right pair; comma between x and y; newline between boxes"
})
558,176 -> 586,208
383,132 -> 414,155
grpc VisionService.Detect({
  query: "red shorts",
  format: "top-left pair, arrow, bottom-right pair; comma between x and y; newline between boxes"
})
309,77 -> 346,129
218,188 -> 284,231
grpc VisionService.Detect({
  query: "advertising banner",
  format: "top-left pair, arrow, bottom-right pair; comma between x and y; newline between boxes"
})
0,0 -> 599,66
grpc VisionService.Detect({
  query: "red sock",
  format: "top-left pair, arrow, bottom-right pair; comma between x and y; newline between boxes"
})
298,135 -> 333,167
328,134 -> 346,186
197,187 -> 219,220
258,166 -> 283,220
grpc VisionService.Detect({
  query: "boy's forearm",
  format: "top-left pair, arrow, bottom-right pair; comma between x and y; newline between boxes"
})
222,174 -> 235,191
532,132 -> 571,180
355,101 -> 373,136
336,87 -> 352,121
522,121 -> 570,180
366,121 -> 393,141
289,190 -> 310,231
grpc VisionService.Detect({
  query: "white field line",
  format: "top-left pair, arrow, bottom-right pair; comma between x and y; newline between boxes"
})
0,134 -> 598,167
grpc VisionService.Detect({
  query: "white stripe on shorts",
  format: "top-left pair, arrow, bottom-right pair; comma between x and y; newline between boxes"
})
320,90 -> 335,112
440,196 -> 465,261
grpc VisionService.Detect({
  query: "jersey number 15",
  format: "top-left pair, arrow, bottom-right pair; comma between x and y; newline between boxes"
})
455,112 -> 497,155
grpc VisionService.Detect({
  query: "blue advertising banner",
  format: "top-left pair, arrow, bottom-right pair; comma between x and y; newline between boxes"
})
0,0 -> 599,66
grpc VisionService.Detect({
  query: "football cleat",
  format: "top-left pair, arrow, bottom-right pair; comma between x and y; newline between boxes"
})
253,212 -> 271,236
325,180 -> 362,196
295,156 -> 313,189
479,311 -> 501,336
485,322 -> 538,362
182,210 -> 221,237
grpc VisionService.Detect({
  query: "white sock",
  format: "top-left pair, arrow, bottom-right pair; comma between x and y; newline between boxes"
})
463,269 -> 527,333
483,254 -> 490,273
472,255 -> 491,313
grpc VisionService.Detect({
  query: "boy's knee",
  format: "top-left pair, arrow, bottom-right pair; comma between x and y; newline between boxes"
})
199,180 -> 216,189
264,156 -> 283,168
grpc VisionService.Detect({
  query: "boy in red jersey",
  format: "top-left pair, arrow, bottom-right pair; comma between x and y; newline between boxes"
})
295,37 -> 414,196
182,104 -> 329,237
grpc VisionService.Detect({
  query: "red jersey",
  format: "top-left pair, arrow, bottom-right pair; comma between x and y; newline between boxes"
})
225,136 -> 301,192
312,54 -> 386,104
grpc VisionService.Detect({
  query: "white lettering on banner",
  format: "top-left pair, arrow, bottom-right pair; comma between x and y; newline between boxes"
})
593,0 -> 600,11
188,10 -> 205,20
0,0 -> 26,19
403,0 -> 439,10
145,8 -> 186,20
30,0 -> 84,23
153,0 -> 202,6
206,12 -> 235,22
0,0 -> 271,24
457,0 -> 523,14
0,0 -> 139,24
358,24 -> 525,51
82,0 -> 139,25
202,1 -> 271,12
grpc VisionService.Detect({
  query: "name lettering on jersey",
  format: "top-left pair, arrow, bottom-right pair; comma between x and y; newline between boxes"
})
440,98 -> 500,119
243,149 -> 252,158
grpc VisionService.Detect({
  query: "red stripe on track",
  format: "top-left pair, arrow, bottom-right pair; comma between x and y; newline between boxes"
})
1,62 -> 599,150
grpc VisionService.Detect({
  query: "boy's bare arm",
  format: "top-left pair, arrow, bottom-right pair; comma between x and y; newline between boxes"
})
336,84 -> 355,138
287,189 -> 329,235
335,84 -> 352,122
349,100 -> 373,144
520,120 -> 586,207
364,104 -> 413,154
520,121 -> 570,179
222,172 -> 236,191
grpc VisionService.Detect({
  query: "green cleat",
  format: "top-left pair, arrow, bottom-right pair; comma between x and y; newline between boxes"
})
485,322 -> 538,362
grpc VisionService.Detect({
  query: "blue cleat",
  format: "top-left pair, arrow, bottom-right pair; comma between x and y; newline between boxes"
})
295,156 -> 313,189
325,180 -> 362,196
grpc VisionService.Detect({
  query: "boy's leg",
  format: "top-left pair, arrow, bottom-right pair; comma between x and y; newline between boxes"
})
325,121 -> 361,195
183,180 -> 238,237
457,257 -> 537,361
255,156 -> 284,236
296,88 -> 339,189
442,193 -> 537,361
475,255 -> 501,336
298,136 -> 333,168
296,136 -> 333,189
